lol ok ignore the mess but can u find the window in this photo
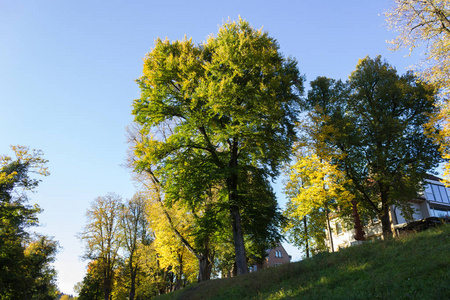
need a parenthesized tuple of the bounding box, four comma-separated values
(425, 184, 435, 201)
(438, 185, 450, 204)
(425, 183, 450, 204)
(432, 184, 443, 202)
(431, 207, 449, 218)
(275, 250, 283, 258)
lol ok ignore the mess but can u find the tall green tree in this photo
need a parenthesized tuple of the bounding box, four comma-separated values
(132, 18, 303, 274)
(128, 123, 283, 281)
(79, 193, 123, 300)
(0, 146, 58, 299)
(306, 56, 441, 239)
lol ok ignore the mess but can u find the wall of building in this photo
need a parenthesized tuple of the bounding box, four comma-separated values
(265, 244, 291, 267)
(254, 243, 291, 271)
(394, 202, 424, 225)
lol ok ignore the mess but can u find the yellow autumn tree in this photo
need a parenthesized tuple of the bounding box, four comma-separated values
(285, 151, 353, 217)
(144, 184, 198, 290)
(284, 145, 354, 255)
(386, 0, 450, 183)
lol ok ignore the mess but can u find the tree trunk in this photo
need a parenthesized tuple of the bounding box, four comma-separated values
(231, 262, 237, 277)
(303, 216, 310, 258)
(198, 254, 213, 282)
(103, 275, 111, 300)
(230, 205, 248, 275)
(103, 258, 112, 300)
(325, 203, 334, 252)
(175, 254, 183, 291)
(380, 203, 393, 240)
(129, 260, 136, 300)
(227, 142, 248, 276)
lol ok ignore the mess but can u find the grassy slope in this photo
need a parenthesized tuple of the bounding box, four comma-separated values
(157, 225, 450, 299)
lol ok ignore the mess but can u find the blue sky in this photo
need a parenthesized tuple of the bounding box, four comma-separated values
(0, 0, 425, 295)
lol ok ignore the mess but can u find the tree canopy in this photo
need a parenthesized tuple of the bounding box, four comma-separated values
(283, 148, 354, 256)
(79, 193, 123, 300)
(304, 56, 441, 239)
(386, 0, 450, 183)
(0, 146, 58, 299)
(132, 17, 303, 274)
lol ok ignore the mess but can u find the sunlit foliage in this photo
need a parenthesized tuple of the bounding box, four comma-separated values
(303, 57, 441, 239)
(79, 194, 123, 300)
(386, 0, 450, 183)
(132, 17, 303, 275)
(283, 149, 353, 256)
(0, 146, 58, 299)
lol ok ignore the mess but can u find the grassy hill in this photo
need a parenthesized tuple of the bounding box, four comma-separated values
(158, 225, 450, 299)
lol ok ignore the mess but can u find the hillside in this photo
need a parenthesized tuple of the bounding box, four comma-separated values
(158, 225, 450, 299)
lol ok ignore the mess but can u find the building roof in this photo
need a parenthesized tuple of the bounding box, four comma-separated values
(425, 174, 443, 182)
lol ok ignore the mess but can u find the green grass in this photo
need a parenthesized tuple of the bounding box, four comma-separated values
(157, 225, 450, 299)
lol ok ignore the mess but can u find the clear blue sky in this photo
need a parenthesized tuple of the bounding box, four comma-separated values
(1, 0, 424, 295)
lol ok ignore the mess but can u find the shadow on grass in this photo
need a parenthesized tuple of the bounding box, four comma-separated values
(159, 225, 450, 300)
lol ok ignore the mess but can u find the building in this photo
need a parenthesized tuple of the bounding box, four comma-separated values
(250, 243, 291, 272)
(327, 175, 450, 250)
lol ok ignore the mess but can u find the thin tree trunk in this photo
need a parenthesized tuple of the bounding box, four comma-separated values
(325, 203, 334, 252)
(303, 216, 310, 258)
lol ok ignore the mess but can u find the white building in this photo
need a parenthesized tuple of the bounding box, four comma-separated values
(327, 175, 450, 250)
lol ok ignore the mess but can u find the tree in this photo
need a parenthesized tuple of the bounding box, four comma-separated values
(24, 236, 59, 300)
(0, 146, 58, 299)
(132, 17, 303, 275)
(147, 195, 198, 290)
(75, 260, 103, 300)
(128, 122, 283, 281)
(386, 0, 450, 91)
(127, 124, 221, 284)
(283, 207, 326, 258)
(79, 193, 123, 300)
(142, 172, 213, 285)
(385, 0, 450, 183)
(283, 150, 353, 256)
(120, 193, 151, 300)
(305, 56, 441, 239)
